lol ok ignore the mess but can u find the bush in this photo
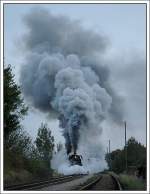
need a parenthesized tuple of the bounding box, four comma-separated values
(4, 170, 33, 186)
(4, 149, 33, 185)
(119, 174, 146, 190)
(4, 149, 53, 186)
(25, 158, 53, 178)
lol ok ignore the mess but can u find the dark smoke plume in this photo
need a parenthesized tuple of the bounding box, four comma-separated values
(20, 8, 123, 154)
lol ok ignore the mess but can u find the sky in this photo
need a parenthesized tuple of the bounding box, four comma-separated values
(4, 3, 146, 151)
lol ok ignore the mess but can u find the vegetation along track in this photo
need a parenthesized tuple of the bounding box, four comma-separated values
(4, 174, 86, 191)
(79, 173, 122, 191)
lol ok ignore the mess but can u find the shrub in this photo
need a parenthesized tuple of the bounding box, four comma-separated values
(119, 174, 146, 190)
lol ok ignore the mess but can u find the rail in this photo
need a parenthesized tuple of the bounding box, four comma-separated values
(79, 173, 122, 190)
(79, 175, 102, 190)
(4, 174, 85, 191)
(109, 173, 122, 190)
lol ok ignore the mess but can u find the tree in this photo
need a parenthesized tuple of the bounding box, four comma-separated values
(127, 137, 146, 167)
(4, 65, 28, 142)
(35, 123, 55, 168)
(105, 149, 126, 173)
(105, 137, 146, 173)
(8, 129, 32, 156)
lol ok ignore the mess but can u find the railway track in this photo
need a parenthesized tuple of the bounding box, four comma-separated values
(4, 173, 122, 191)
(109, 173, 122, 190)
(79, 174, 103, 190)
(4, 174, 85, 191)
(79, 173, 122, 191)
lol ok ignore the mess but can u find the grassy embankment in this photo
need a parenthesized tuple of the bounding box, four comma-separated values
(108, 171, 146, 191)
(4, 149, 57, 186)
(119, 174, 146, 191)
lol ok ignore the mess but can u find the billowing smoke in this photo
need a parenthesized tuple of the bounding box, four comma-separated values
(20, 8, 123, 173)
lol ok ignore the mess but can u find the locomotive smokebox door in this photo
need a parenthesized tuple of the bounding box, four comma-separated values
(68, 154, 83, 166)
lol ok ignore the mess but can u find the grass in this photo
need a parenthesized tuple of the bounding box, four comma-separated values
(119, 174, 146, 191)
(4, 149, 33, 186)
(4, 149, 54, 186)
(4, 169, 33, 186)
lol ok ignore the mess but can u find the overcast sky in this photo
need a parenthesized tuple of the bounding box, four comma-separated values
(4, 3, 146, 150)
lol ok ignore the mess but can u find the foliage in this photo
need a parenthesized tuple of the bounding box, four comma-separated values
(4, 65, 56, 185)
(127, 137, 146, 167)
(105, 137, 146, 173)
(4, 149, 33, 185)
(105, 149, 125, 173)
(119, 174, 146, 190)
(4, 65, 28, 141)
(35, 123, 55, 168)
(7, 129, 32, 156)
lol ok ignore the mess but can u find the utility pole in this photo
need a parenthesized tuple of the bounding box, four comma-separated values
(107, 147, 108, 155)
(108, 139, 111, 170)
(124, 121, 128, 172)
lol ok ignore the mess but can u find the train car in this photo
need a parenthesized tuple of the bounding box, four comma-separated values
(68, 153, 83, 166)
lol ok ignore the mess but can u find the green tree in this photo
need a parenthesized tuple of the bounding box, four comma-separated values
(105, 149, 125, 173)
(105, 137, 146, 173)
(127, 137, 146, 167)
(35, 123, 55, 168)
(8, 129, 32, 156)
(4, 65, 28, 142)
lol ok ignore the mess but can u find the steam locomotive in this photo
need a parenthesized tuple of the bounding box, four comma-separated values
(68, 153, 83, 166)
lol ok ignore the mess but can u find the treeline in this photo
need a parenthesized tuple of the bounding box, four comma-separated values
(105, 137, 146, 175)
(4, 65, 62, 185)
